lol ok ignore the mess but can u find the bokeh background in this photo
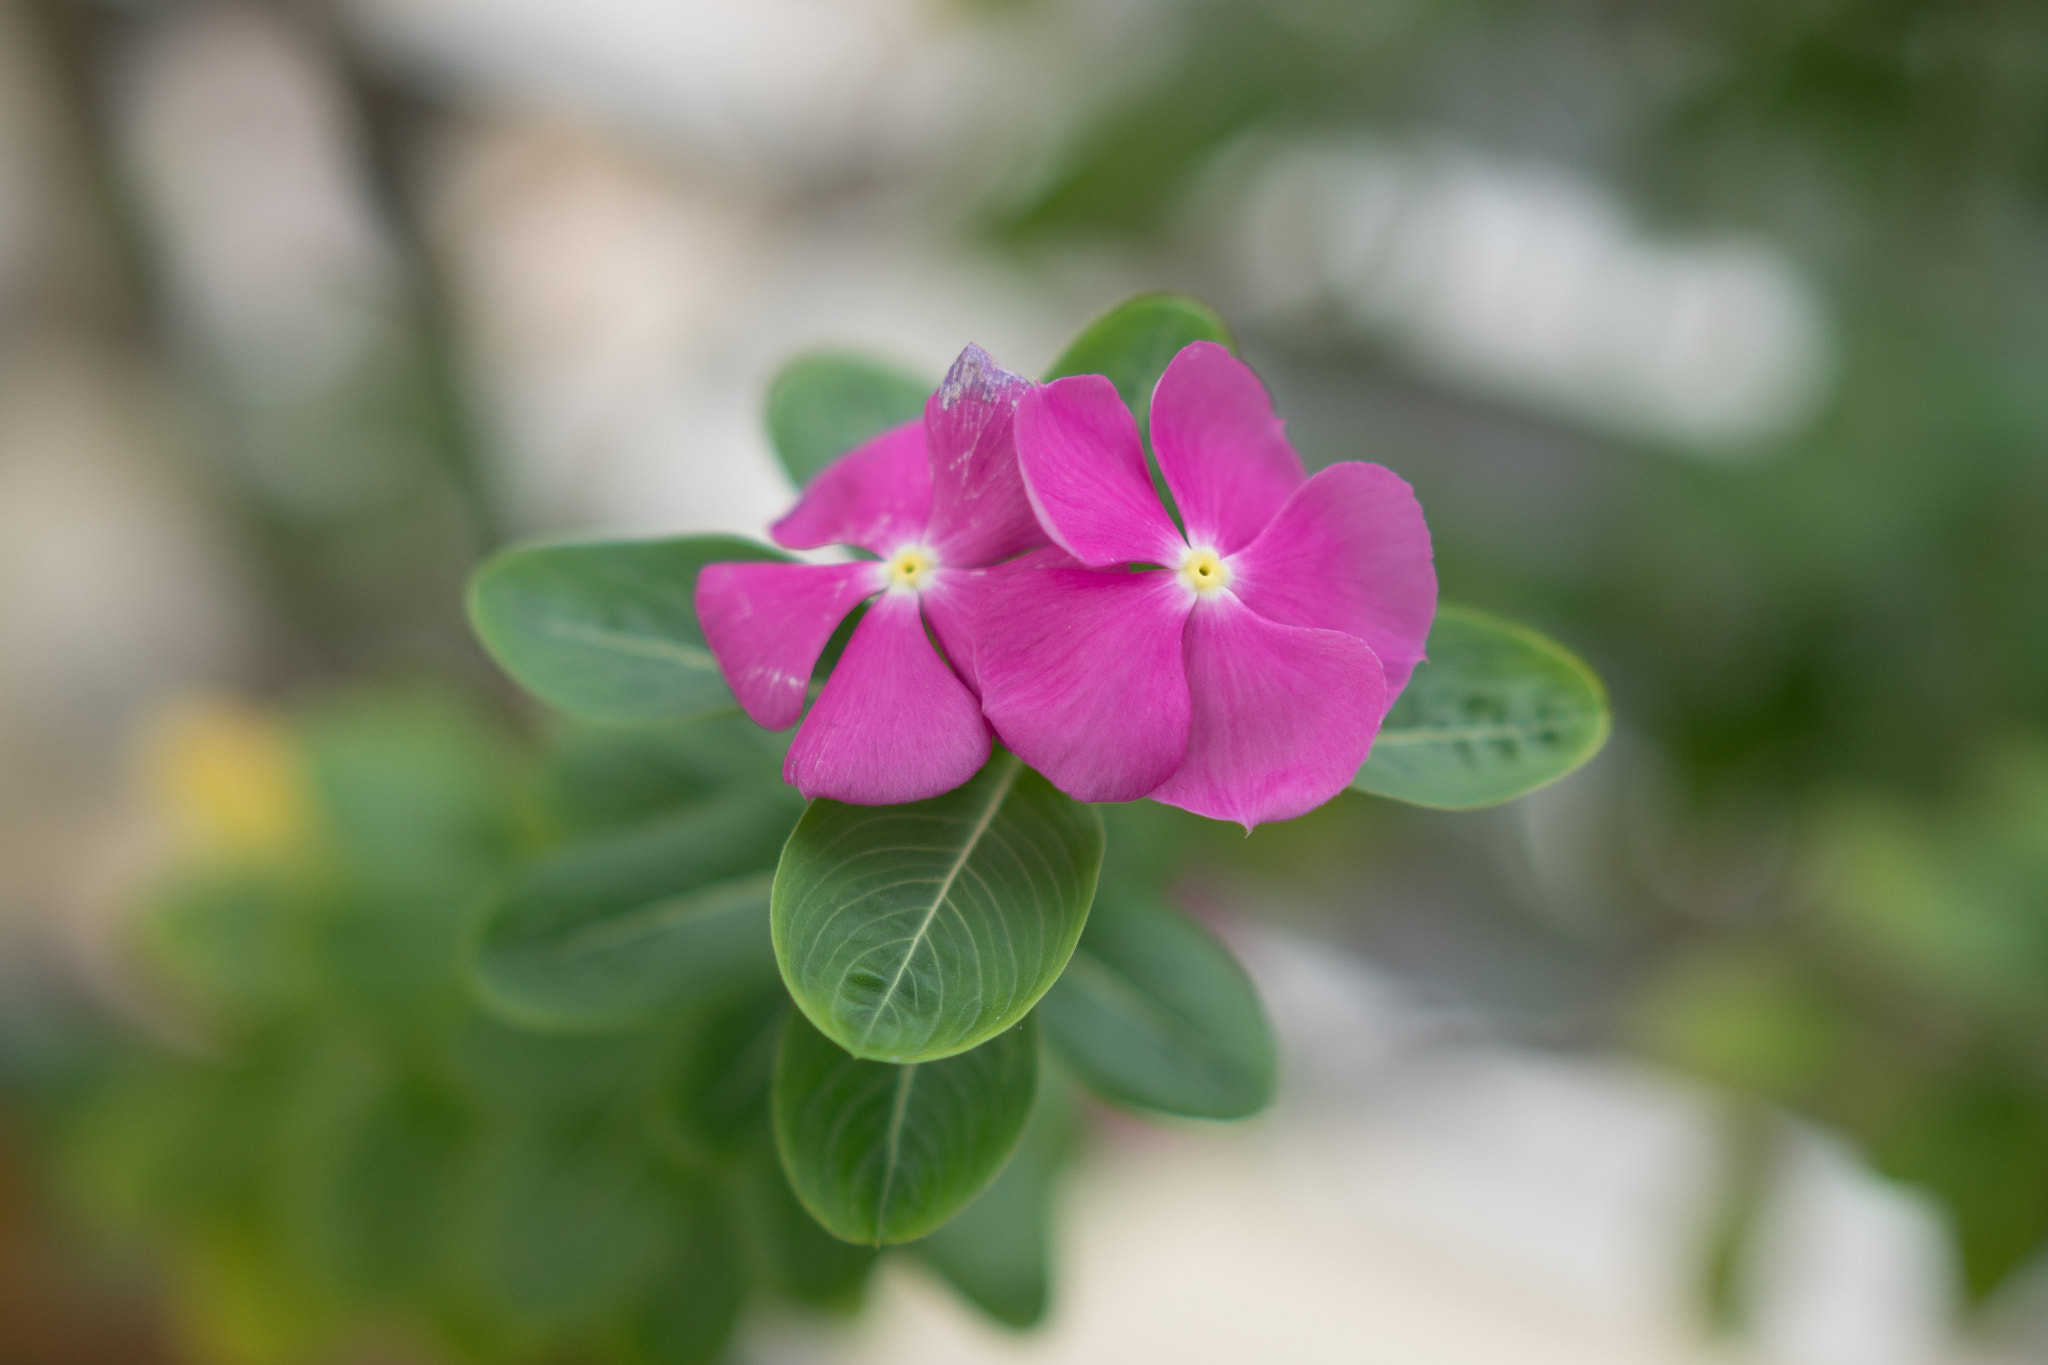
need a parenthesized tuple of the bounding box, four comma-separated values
(4, 1, 2048, 1362)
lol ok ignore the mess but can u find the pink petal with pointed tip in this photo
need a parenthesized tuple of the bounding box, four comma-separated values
(770, 420, 931, 555)
(975, 565, 1193, 803)
(784, 591, 990, 804)
(696, 560, 882, 730)
(923, 345, 1043, 567)
(1150, 342, 1306, 554)
(1015, 375, 1184, 569)
(1228, 462, 1437, 704)
(1149, 593, 1385, 829)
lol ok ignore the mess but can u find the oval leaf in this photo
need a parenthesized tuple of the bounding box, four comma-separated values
(773, 1011, 1039, 1245)
(1039, 894, 1275, 1119)
(1352, 604, 1610, 810)
(471, 797, 795, 1030)
(766, 351, 933, 488)
(468, 535, 788, 724)
(773, 752, 1103, 1063)
(1044, 293, 1234, 432)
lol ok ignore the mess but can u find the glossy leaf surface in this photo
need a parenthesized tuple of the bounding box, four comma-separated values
(468, 535, 788, 724)
(766, 351, 933, 488)
(773, 1012, 1039, 1245)
(1352, 604, 1610, 809)
(773, 752, 1102, 1062)
(1040, 894, 1275, 1118)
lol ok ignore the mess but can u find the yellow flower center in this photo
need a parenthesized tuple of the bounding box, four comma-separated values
(1178, 546, 1230, 596)
(884, 545, 937, 592)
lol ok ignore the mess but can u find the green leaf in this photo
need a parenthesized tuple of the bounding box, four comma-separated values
(1351, 604, 1610, 810)
(1039, 894, 1275, 1119)
(773, 752, 1102, 1063)
(468, 535, 789, 725)
(1044, 294, 1234, 434)
(470, 798, 795, 1031)
(766, 351, 933, 488)
(912, 1079, 1075, 1328)
(773, 1012, 1040, 1245)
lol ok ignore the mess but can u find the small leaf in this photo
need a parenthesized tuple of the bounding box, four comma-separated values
(1044, 294, 1234, 434)
(468, 535, 789, 725)
(1352, 604, 1610, 810)
(1039, 894, 1275, 1119)
(773, 752, 1102, 1063)
(766, 351, 933, 488)
(471, 798, 795, 1031)
(912, 1078, 1075, 1328)
(774, 1012, 1039, 1245)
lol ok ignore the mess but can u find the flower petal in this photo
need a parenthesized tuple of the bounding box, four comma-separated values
(975, 565, 1193, 803)
(923, 344, 1043, 566)
(784, 592, 990, 804)
(1150, 342, 1306, 555)
(1149, 593, 1386, 829)
(770, 420, 931, 555)
(1015, 374, 1185, 568)
(696, 561, 882, 729)
(1228, 462, 1437, 704)
(919, 547, 1082, 697)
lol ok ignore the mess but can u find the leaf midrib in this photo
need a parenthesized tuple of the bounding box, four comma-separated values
(541, 618, 714, 669)
(854, 754, 1023, 1049)
(1375, 718, 1588, 746)
(872, 1062, 919, 1242)
(549, 871, 773, 958)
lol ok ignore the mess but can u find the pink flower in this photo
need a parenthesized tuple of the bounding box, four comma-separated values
(973, 342, 1436, 828)
(696, 345, 1043, 804)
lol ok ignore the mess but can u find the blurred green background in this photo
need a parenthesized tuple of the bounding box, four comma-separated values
(2, 1, 2046, 1362)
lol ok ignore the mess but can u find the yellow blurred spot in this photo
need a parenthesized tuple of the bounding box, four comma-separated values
(144, 698, 310, 862)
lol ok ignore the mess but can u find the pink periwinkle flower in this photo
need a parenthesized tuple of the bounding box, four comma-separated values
(696, 345, 1042, 805)
(972, 341, 1437, 828)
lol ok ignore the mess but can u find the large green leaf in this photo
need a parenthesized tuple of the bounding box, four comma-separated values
(1039, 894, 1275, 1119)
(1044, 294, 1234, 434)
(772, 752, 1102, 1063)
(468, 535, 788, 725)
(912, 1078, 1074, 1328)
(773, 1011, 1039, 1245)
(1351, 604, 1610, 810)
(766, 351, 933, 488)
(470, 797, 794, 1031)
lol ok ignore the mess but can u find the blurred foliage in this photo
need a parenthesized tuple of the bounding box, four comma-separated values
(5, 0, 2048, 1345)
(1634, 745, 2048, 1297)
(1005, 0, 2048, 1311)
(51, 693, 1050, 1363)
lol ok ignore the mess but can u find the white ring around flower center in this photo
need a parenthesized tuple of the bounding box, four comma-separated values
(1178, 545, 1230, 596)
(883, 544, 939, 593)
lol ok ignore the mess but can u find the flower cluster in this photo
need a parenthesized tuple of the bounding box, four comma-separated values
(697, 341, 1436, 828)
